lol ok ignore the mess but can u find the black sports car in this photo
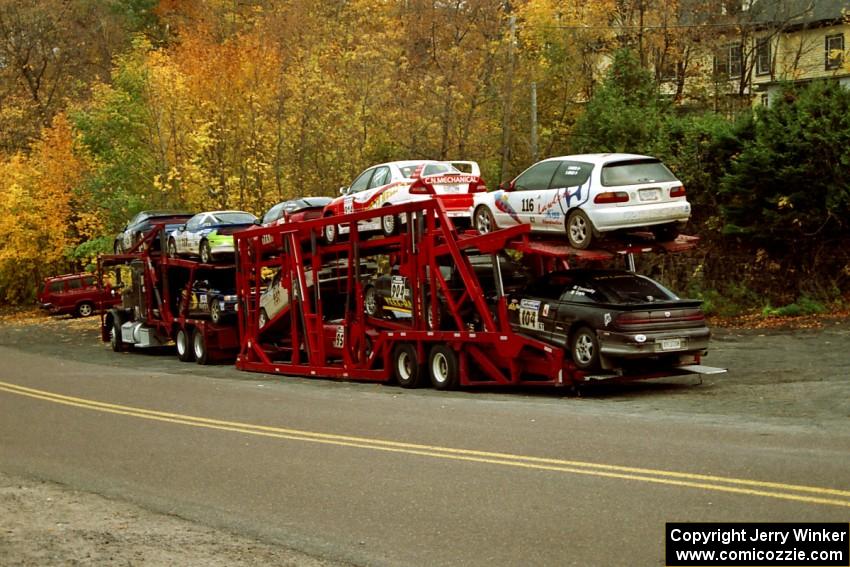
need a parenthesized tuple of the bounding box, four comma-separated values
(506, 270, 710, 372)
(364, 253, 528, 329)
(114, 210, 194, 253)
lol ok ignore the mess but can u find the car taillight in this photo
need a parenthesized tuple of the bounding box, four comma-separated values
(468, 180, 487, 193)
(409, 180, 433, 195)
(670, 185, 686, 198)
(593, 191, 629, 204)
(615, 313, 654, 325)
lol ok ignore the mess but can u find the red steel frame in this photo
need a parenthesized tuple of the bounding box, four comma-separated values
(234, 200, 581, 386)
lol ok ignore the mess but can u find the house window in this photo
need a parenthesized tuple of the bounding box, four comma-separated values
(825, 33, 844, 70)
(756, 38, 771, 76)
(715, 44, 743, 78)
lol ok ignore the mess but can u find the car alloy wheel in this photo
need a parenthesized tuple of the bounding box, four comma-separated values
(381, 211, 397, 236)
(364, 287, 378, 317)
(473, 206, 494, 234)
(200, 240, 212, 263)
(324, 222, 336, 245)
(570, 326, 600, 371)
(566, 209, 593, 250)
(77, 302, 94, 318)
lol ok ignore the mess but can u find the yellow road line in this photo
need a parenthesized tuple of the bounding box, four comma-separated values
(1, 380, 849, 508)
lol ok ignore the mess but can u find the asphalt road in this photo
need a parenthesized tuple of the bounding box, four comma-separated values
(1, 317, 849, 566)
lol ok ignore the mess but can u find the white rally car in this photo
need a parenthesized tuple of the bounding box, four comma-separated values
(321, 160, 485, 243)
(472, 154, 691, 249)
(166, 210, 257, 263)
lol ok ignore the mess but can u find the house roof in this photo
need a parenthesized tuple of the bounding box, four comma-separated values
(749, 0, 849, 26)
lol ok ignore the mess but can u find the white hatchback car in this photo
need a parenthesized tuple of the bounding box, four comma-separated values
(322, 160, 485, 243)
(472, 154, 691, 249)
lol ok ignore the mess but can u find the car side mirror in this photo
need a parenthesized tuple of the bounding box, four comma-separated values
(339, 186, 348, 195)
(179, 224, 187, 231)
(253, 219, 262, 226)
(498, 181, 514, 192)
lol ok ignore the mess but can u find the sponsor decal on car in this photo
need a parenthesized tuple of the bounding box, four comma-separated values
(493, 191, 521, 224)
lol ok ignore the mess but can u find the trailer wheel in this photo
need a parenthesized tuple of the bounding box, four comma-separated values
(566, 209, 594, 250)
(76, 302, 94, 318)
(199, 240, 212, 264)
(473, 205, 495, 234)
(193, 329, 210, 365)
(176, 327, 194, 362)
(570, 326, 600, 371)
(393, 344, 424, 388)
(428, 345, 459, 390)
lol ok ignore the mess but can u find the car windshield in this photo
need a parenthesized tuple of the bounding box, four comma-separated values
(212, 212, 257, 224)
(588, 273, 678, 303)
(262, 204, 285, 224)
(600, 159, 677, 187)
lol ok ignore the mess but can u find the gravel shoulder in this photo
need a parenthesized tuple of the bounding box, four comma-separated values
(1, 310, 849, 565)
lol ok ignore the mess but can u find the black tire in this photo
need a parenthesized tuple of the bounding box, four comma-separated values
(322, 214, 338, 245)
(473, 205, 496, 234)
(76, 302, 95, 318)
(364, 286, 379, 317)
(381, 207, 399, 237)
(652, 223, 680, 243)
(566, 209, 594, 250)
(392, 344, 424, 388)
(570, 326, 600, 371)
(109, 316, 123, 352)
(428, 345, 459, 390)
(193, 329, 210, 365)
(199, 240, 212, 264)
(167, 238, 178, 258)
(176, 327, 194, 362)
(258, 308, 269, 329)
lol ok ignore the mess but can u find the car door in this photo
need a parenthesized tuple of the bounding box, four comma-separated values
(501, 160, 561, 228)
(545, 160, 594, 233)
(536, 160, 593, 233)
(342, 168, 376, 215)
(178, 214, 202, 253)
(508, 275, 563, 342)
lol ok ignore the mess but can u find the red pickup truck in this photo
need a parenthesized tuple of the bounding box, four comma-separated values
(37, 273, 121, 317)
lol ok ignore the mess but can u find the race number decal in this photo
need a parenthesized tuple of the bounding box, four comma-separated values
(390, 276, 407, 301)
(519, 299, 542, 330)
(344, 197, 354, 214)
(333, 326, 344, 349)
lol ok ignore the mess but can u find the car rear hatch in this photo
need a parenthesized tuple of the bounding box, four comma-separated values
(598, 158, 685, 207)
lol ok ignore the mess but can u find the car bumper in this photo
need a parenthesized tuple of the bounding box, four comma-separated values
(588, 202, 691, 232)
(597, 326, 710, 358)
(39, 303, 54, 311)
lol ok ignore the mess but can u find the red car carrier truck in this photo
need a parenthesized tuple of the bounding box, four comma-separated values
(100, 200, 724, 390)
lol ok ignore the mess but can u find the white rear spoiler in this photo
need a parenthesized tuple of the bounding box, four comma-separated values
(446, 161, 481, 177)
